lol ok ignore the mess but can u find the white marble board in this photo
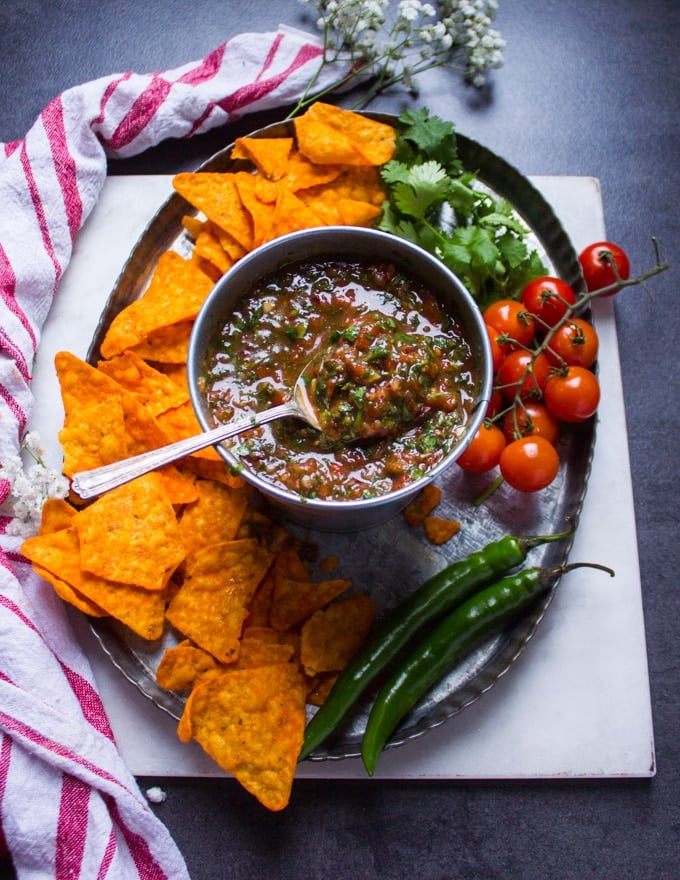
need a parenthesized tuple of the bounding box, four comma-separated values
(29, 175, 655, 780)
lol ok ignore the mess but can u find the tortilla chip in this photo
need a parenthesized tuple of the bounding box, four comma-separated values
(270, 189, 326, 238)
(97, 350, 189, 417)
(194, 226, 233, 274)
(178, 478, 251, 555)
(165, 538, 275, 663)
(100, 251, 214, 359)
(32, 562, 107, 617)
(337, 198, 382, 227)
(235, 636, 295, 669)
(59, 396, 127, 477)
(300, 594, 376, 676)
(402, 484, 442, 527)
(269, 575, 350, 632)
(306, 672, 338, 707)
(155, 400, 222, 462)
(39, 498, 76, 535)
(294, 102, 396, 166)
(22, 527, 165, 639)
(279, 149, 342, 192)
(129, 321, 193, 364)
(233, 172, 275, 246)
(156, 640, 221, 690)
(173, 173, 254, 251)
(74, 473, 186, 591)
(423, 516, 461, 545)
(232, 137, 294, 179)
(181, 214, 205, 238)
(179, 664, 306, 811)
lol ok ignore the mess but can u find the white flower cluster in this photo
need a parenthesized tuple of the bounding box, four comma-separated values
(297, 0, 504, 104)
(0, 431, 69, 538)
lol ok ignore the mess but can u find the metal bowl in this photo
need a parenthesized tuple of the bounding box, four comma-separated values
(187, 226, 493, 531)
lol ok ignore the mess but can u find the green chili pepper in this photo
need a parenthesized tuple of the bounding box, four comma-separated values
(361, 562, 614, 775)
(299, 527, 573, 760)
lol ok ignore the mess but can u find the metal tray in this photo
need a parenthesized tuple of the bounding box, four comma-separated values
(86, 113, 593, 762)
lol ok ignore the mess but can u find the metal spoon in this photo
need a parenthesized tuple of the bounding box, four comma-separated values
(70, 362, 323, 500)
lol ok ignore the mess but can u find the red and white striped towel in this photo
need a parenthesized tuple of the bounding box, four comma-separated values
(0, 27, 351, 879)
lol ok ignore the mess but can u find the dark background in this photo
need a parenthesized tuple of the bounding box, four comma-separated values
(1, 2, 678, 878)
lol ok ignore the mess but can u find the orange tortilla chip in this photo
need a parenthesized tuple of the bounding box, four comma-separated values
(22, 527, 165, 639)
(178, 664, 306, 811)
(32, 563, 107, 617)
(279, 149, 342, 192)
(156, 640, 221, 690)
(39, 498, 76, 535)
(58, 396, 127, 477)
(129, 321, 193, 364)
(306, 672, 338, 707)
(269, 575, 350, 632)
(55, 351, 124, 416)
(271, 189, 325, 238)
(100, 251, 214, 359)
(178, 478, 251, 555)
(235, 636, 295, 669)
(423, 516, 461, 545)
(403, 484, 443, 527)
(173, 173, 254, 251)
(74, 473, 186, 591)
(97, 350, 189, 417)
(337, 198, 382, 227)
(300, 594, 376, 676)
(193, 226, 233, 275)
(166, 539, 276, 662)
(232, 137, 294, 179)
(233, 172, 275, 246)
(295, 102, 396, 166)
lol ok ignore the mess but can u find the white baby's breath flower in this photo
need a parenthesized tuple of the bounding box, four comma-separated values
(294, 0, 504, 114)
(0, 431, 68, 538)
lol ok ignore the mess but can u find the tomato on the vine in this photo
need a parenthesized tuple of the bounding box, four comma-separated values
(496, 350, 551, 400)
(483, 299, 535, 347)
(546, 318, 599, 368)
(520, 276, 577, 328)
(485, 388, 505, 419)
(486, 323, 507, 372)
(500, 436, 560, 493)
(578, 241, 630, 295)
(544, 366, 601, 422)
(456, 422, 506, 473)
(502, 401, 560, 445)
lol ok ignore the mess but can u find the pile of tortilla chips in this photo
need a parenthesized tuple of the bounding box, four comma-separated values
(23, 102, 393, 811)
(175, 101, 395, 279)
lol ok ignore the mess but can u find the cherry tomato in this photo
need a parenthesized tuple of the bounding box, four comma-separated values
(544, 366, 601, 422)
(500, 436, 560, 492)
(457, 422, 507, 473)
(482, 299, 535, 347)
(546, 318, 599, 368)
(485, 388, 505, 419)
(520, 276, 577, 328)
(578, 241, 630, 295)
(502, 401, 560, 445)
(496, 350, 551, 401)
(486, 324, 507, 372)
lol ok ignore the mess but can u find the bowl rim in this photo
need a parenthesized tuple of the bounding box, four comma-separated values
(187, 225, 493, 513)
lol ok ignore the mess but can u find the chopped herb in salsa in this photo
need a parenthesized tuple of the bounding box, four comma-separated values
(201, 259, 479, 501)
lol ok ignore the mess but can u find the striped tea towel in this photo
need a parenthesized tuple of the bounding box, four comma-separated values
(0, 26, 350, 879)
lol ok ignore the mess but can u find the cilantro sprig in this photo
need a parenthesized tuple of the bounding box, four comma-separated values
(378, 108, 547, 309)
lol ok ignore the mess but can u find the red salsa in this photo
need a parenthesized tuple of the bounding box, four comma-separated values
(200, 259, 479, 501)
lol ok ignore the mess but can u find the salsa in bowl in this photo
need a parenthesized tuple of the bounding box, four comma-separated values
(188, 227, 492, 530)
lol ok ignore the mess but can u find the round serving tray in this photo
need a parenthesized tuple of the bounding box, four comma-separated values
(86, 113, 593, 762)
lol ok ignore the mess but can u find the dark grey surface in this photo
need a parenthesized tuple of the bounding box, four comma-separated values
(1, 1, 678, 878)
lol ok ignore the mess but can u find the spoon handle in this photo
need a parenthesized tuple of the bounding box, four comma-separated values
(71, 401, 299, 499)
